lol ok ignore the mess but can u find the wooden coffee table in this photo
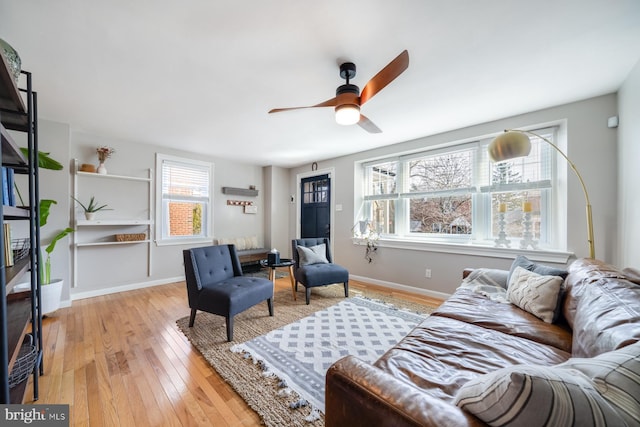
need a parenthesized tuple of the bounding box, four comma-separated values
(260, 258, 297, 301)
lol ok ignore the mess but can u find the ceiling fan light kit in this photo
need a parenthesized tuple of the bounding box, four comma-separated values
(335, 104, 360, 125)
(269, 50, 409, 133)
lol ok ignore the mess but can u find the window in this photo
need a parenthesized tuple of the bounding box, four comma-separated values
(359, 127, 559, 249)
(156, 154, 213, 245)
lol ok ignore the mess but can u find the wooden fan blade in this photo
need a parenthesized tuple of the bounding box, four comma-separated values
(359, 50, 409, 106)
(358, 114, 382, 134)
(268, 97, 338, 114)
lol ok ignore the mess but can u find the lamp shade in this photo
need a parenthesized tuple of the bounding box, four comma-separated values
(335, 104, 360, 125)
(488, 131, 532, 162)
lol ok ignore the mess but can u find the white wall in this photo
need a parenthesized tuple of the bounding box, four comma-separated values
(618, 59, 640, 267)
(288, 94, 619, 296)
(263, 166, 290, 256)
(33, 126, 265, 303)
(35, 88, 635, 304)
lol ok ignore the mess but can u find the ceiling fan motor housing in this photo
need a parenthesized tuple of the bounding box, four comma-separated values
(336, 83, 359, 97)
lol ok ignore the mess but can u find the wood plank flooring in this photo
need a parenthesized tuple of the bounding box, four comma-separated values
(23, 277, 442, 426)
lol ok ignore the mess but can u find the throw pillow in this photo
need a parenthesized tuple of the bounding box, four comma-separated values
(454, 342, 640, 427)
(507, 255, 568, 284)
(507, 266, 563, 323)
(297, 244, 329, 266)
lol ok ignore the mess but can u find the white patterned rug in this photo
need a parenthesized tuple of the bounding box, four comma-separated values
(231, 296, 426, 416)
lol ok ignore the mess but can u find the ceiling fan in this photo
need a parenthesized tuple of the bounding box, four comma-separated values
(268, 50, 409, 133)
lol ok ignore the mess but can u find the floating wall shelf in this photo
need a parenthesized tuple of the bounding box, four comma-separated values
(222, 187, 259, 197)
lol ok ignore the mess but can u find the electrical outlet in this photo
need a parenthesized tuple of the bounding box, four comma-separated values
(425, 268, 432, 278)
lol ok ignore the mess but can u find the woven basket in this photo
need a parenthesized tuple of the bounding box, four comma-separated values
(115, 233, 146, 242)
(9, 334, 37, 388)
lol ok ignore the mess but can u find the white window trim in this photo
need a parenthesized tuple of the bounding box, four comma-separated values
(354, 123, 571, 257)
(155, 153, 214, 246)
(351, 236, 573, 264)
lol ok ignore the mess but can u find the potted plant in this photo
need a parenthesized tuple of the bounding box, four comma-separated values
(14, 150, 74, 314)
(38, 224, 74, 314)
(71, 195, 111, 220)
(351, 220, 380, 263)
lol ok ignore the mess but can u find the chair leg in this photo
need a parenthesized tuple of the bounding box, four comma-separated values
(188, 309, 197, 327)
(305, 288, 311, 305)
(267, 298, 274, 316)
(344, 281, 349, 297)
(226, 316, 234, 342)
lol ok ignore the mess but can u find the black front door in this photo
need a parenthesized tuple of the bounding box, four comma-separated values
(300, 174, 330, 239)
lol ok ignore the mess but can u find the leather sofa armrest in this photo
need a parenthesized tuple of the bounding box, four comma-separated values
(326, 356, 484, 427)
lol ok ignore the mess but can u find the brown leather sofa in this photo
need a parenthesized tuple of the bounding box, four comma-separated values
(325, 258, 640, 426)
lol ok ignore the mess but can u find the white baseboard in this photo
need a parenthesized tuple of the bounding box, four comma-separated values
(70, 276, 185, 301)
(349, 274, 451, 301)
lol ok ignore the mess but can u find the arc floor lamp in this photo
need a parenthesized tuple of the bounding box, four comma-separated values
(487, 129, 595, 259)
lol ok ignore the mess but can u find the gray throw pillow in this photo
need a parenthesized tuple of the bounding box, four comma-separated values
(508, 255, 568, 283)
(297, 244, 329, 266)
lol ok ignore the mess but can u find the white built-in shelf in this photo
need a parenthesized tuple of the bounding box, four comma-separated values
(76, 171, 151, 182)
(72, 160, 154, 287)
(76, 240, 151, 248)
(75, 219, 153, 227)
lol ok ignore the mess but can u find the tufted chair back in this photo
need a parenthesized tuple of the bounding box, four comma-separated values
(291, 237, 333, 271)
(291, 237, 349, 304)
(183, 244, 243, 304)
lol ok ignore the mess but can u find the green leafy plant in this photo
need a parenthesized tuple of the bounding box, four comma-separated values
(14, 150, 63, 206)
(18, 150, 74, 285)
(71, 196, 111, 212)
(43, 227, 74, 285)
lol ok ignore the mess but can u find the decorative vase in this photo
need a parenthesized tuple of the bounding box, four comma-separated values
(0, 38, 21, 84)
(84, 211, 95, 220)
(97, 162, 107, 175)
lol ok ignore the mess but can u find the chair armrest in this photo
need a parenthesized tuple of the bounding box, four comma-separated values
(325, 356, 484, 427)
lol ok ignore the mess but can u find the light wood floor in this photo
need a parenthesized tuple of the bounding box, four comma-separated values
(24, 277, 442, 426)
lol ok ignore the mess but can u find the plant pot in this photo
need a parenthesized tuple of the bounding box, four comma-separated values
(14, 278, 63, 315)
(41, 279, 63, 315)
(85, 211, 95, 220)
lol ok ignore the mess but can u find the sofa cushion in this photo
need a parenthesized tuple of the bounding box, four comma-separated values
(506, 266, 564, 323)
(434, 288, 572, 353)
(296, 243, 329, 266)
(374, 315, 570, 403)
(572, 277, 640, 358)
(454, 341, 640, 426)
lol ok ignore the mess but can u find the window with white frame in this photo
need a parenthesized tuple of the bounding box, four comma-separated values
(359, 127, 558, 248)
(156, 154, 213, 245)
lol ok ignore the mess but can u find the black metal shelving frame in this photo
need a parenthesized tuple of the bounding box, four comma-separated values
(0, 52, 42, 404)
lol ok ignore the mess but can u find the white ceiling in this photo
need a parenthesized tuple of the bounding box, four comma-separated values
(2, 1, 639, 168)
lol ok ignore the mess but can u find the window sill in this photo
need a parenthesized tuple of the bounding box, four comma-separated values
(155, 237, 213, 247)
(351, 237, 573, 264)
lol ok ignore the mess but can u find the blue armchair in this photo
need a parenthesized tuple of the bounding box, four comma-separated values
(291, 238, 349, 305)
(183, 244, 274, 341)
